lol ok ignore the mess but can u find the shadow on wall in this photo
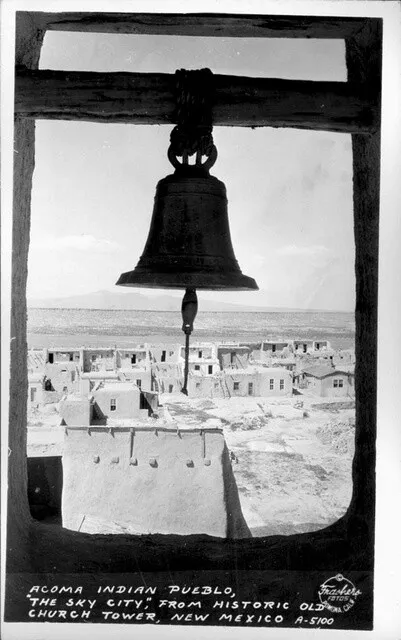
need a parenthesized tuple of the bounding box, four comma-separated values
(27, 456, 62, 524)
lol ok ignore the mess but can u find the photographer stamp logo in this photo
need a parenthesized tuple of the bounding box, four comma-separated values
(318, 574, 362, 613)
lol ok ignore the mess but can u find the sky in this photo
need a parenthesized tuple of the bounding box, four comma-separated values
(27, 32, 354, 311)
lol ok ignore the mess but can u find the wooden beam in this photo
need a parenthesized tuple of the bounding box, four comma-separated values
(25, 11, 367, 39)
(345, 20, 382, 565)
(9, 12, 46, 569)
(15, 68, 378, 133)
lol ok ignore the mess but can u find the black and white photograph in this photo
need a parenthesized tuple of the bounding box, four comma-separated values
(1, 1, 400, 638)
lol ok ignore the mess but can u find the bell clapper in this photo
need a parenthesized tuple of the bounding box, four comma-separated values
(181, 288, 198, 395)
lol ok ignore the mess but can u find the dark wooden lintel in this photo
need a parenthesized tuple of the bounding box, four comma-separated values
(15, 68, 378, 133)
(345, 19, 382, 560)
(24, 11, 368, 39)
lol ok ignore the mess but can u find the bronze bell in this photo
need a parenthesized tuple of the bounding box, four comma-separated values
(116, 148, 258, 291)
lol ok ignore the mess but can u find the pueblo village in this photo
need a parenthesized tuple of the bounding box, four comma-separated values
(27, 338, 355, 538)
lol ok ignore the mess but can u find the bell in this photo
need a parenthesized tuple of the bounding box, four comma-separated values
(116, 156, 258, 291)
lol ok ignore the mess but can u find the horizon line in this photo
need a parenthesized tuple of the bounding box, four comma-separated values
(27, 305, 354, 314)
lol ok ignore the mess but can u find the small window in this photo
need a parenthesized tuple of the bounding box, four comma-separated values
(233, 382, 239, 391)
(248, 382, 253, 395)
(71, 371, 75, 382)
(269, 379, 274, 390)
(230, 352, 235, 364)
(131, 354, 137, 364)
(333, 379, 343, 388)
(303, 344, 307, 353)
(161, 350, 166, 362)
(48, 353, 54, 364)
(198, 350, 202, 358)
(208, 365, 213, 374)
(136, 379, 142, 388)
(91, 355, 96, 362)
(194, 365, 200, 371)
(272, 344, 276, 353)
(280, 379, 284, 390)
(69, 353, 74, 361)
(30, 388, 36, 402)
(168, 384, 173, 393)
(110, 399, 116, 411)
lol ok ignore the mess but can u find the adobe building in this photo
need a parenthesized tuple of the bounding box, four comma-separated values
(150, 344, 182, 363)
(185, 356, 220, 377)
(60, 382, 249, 538)
(180, 342, 217, 361)
(80, 370, 120, 393)
(115, 345, 150, 368)
(313, 340, 331, 351)
(333, 348, 356, 367)
(62, 425, 251, 538)
(243, 342, 262, 361)
(293, 340, 315, 354)
(217, 344, 251, 369)
(92, 381, 156, 421)
(300, 365, 355, 397)
(223, 366, 293, 397)
(260, 340, 292, 357)
(250, 341, 296, 371)
(28, 372, 45, 407)
(27, 348, 46, 372)
(117, 366, 152, 391)
(151, 354, 184, 394)
(60, 380, 158, 426)
(82, 347, 116, 373)
(45, 347, 82, 366)
(187, 372, 226, 398)
(44, 360, 80, 395)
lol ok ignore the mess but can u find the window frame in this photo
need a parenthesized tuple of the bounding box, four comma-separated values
(6, 7, 384, 581)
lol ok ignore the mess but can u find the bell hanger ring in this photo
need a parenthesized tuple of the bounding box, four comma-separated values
(167, 144, 218, 172)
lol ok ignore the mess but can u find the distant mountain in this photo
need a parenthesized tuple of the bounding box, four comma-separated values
(27, 289, 337, 313)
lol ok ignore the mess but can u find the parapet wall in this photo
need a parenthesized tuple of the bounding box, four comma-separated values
(62, 427, 251, 538)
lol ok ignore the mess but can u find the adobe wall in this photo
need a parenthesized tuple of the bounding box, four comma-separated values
(258, 370, 293, 396)
(224, 370, 293, 397)
(62, 428, 251, 538)
(60, 398, 91, 426)
(218, 348, 250, 369)
(93, 387, 141, 420)
(151, 345, 181, 363)
(321, 374, 354, 398)
(118, 368, 152, 390)
(116, 349, 148, 368)
(44, 362, 80, 393)
(188, 376, 225, 398)
(83, 349, 115, 372)
(189, 361, 218, 375)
